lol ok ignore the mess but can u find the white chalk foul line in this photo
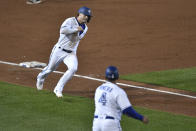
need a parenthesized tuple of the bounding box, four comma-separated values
(0, 60, 196, 99)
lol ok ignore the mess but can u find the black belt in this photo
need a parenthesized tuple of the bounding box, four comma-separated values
(94, 115, 114, 120)
(58, 47, 72, 53)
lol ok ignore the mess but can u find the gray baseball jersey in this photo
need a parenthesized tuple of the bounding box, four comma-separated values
(37, 17, 88, 94)
(56, 17, 88, 52)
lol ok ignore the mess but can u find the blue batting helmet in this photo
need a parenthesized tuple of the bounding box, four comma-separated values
(105, 66, 119, 81)
(78, 6, 92, 16)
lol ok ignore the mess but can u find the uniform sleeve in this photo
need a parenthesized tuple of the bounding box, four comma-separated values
(60, 18, 79, 35)
(116, 89, 132, 111)
(122, 106, 143, 121)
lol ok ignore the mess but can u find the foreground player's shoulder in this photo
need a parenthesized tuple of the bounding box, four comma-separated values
(115, 85, 132, 108)
(115, 85, 127, 96)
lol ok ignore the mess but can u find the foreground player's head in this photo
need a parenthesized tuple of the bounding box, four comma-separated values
(105, 66, 119, 82)
(77, 6, 92, 23)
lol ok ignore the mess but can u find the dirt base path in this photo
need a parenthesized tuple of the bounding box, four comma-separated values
(0, 64, 195, 117)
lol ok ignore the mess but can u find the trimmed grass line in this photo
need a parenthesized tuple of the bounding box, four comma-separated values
(120, 67, 196, 92)
(0, 60, 195, 99)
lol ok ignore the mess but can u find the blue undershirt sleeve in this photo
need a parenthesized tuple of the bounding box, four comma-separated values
(122, 106, 143, 121)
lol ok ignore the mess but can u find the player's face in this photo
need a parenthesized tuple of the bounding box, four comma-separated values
(78, 13, 89, 24)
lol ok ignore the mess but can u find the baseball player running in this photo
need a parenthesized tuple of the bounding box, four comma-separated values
(36, 6, 92, 97)
(93, 66, 149, 131)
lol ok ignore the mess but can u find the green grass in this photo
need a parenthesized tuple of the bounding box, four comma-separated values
(0, 82, 94, 131)
(120, 67, 196, 92)
(0, 82, 195, 131)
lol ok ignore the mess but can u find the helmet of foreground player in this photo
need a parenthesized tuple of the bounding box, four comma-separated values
(78, 6, 92, 16)
(105, 66, 119, 81)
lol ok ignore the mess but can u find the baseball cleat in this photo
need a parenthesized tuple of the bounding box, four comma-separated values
(36, 79, 44, 90)
(53, 90, 63, 98)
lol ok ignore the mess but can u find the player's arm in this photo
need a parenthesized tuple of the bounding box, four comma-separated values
(60, 19, 83, 35)
(117, 90, 149, 124)
(60, 25, 82, 35)
(122, 106, 149, 124)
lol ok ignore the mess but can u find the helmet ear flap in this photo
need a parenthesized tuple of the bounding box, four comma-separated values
(87, 16, 91, 23)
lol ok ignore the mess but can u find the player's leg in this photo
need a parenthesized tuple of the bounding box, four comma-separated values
(102, 119, 122, 131)
(54, 53, 78, 96)
(36, 46, 65, 90)
(92, 119, 102, 131)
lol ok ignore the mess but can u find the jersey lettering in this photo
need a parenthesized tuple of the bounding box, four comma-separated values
(98, 92, 107, 106)
(99, 86, 113, 93)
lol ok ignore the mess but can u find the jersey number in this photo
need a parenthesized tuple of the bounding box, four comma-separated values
(98, 92, 107, 106)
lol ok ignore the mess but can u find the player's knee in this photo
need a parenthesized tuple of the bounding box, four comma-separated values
(72, 68, 77, 73)
(69, 67, 77, 73)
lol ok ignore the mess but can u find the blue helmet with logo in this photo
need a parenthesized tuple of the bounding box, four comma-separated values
(105, 66, 119, 81)
(78, 6, 92, 16)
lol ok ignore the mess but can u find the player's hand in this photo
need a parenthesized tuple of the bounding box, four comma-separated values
(77, 26, 83, 32)
(142, 116, 149, 124)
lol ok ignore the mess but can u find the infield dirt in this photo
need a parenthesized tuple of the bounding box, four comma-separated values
(0, 0, 196, 117)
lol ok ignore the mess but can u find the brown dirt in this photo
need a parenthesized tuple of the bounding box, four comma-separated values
(0, 0, 196, 117)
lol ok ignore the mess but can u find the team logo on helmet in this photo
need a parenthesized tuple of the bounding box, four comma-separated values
(105, 66, 119, 81)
